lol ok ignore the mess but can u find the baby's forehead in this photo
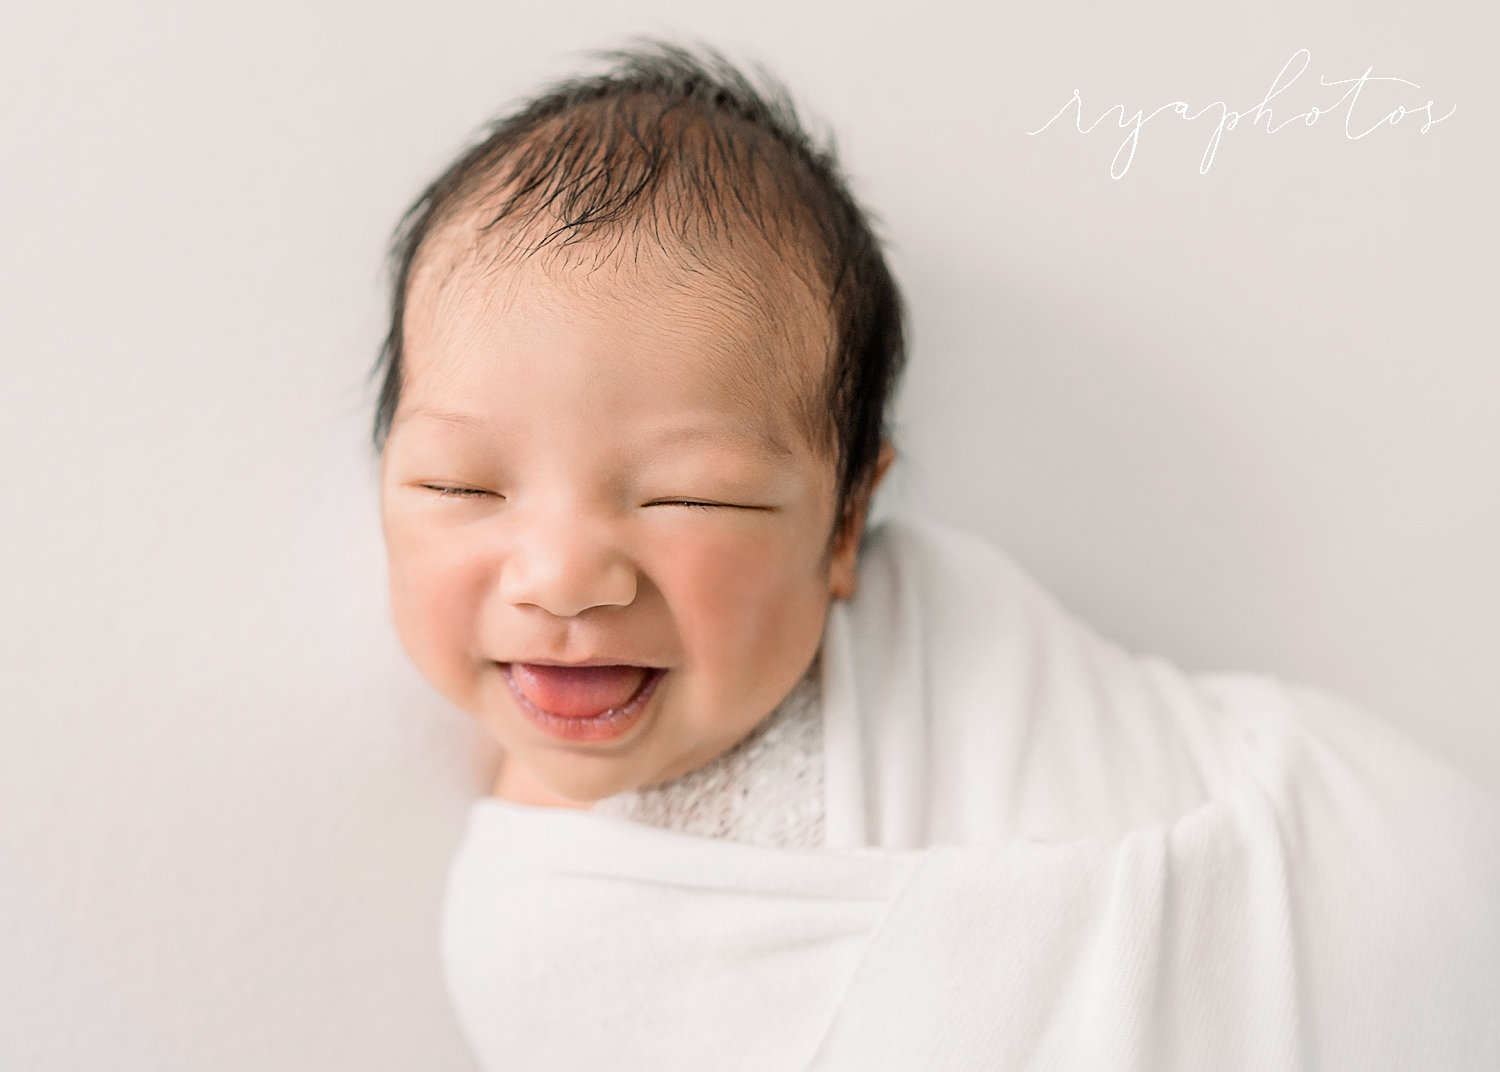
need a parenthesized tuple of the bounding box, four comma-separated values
(405, 225, 835, 443)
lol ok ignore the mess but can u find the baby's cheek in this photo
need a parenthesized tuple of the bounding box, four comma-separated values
(669, 532, 828, 665)
(386, 534, 487, 693)
(669, 534, 778, 612)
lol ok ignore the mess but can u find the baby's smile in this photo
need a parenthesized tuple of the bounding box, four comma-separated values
(499, 662, 666, 743)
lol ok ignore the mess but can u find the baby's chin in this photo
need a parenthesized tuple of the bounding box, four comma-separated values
(492, 748, 673, 809)
(493, 734, 748, 808)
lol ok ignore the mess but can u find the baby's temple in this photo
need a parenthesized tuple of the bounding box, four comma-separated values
(371, 42, 1500, 1072)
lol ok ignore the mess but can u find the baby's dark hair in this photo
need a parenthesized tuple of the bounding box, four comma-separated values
(370, 40, 907, 532)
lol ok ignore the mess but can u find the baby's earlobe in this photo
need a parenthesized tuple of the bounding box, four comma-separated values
(829, 560, 859, 601)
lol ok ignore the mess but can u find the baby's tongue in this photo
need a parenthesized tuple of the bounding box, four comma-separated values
(511, 663, 648, 718)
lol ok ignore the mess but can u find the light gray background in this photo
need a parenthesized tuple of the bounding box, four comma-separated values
(3, 1, 1495, 1068)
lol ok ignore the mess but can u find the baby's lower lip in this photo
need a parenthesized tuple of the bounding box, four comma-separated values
(500, 663, 664, 744)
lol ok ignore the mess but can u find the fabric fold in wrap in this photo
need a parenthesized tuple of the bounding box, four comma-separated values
(443, 517, 1500, 1071)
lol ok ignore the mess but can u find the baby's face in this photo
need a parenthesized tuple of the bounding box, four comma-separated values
(381, 249, 855, 806)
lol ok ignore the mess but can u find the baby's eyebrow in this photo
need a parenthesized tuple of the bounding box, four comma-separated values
(391, 407, 797, 463)
(391, 406, 483, 431)
(650, 423, 796, 462)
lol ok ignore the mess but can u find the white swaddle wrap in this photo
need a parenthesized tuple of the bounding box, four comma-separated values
(442, 518, 1500, 1071)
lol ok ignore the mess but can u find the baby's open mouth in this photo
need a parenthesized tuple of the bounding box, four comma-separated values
(505, 663, 661, 720)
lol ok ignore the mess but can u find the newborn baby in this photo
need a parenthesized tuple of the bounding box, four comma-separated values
(373, 41, 1500, 1072)
(376, 44, 897, 826)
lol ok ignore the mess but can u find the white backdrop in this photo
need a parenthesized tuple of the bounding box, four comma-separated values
(3, 1, 1495, 1068)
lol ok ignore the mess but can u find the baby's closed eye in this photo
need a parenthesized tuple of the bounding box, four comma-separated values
(645, 499, 772, 511)
(419, 484, 498, 499)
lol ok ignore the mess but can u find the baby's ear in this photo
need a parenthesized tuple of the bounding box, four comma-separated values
(828, 441, 896, 601)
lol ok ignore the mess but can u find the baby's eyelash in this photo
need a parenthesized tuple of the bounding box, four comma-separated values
(421, 484, 493, 499)
(650, 499, 778, 512)
(650, 499, 727, 511)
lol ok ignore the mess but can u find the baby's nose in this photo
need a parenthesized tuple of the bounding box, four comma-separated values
(497, 513, 638, 618)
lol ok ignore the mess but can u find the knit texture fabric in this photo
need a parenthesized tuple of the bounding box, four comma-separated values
(589, 659, 825, 848)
